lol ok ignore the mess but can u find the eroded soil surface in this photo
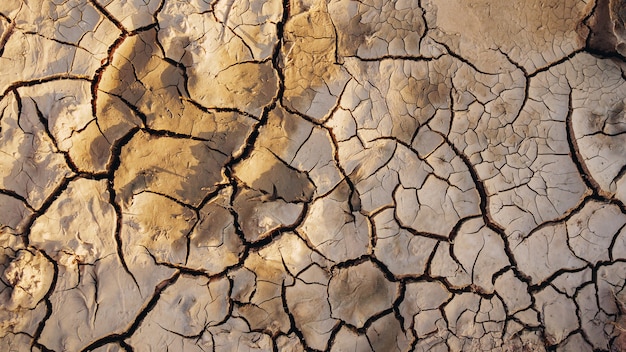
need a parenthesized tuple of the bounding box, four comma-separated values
(1, 0, 626, 351)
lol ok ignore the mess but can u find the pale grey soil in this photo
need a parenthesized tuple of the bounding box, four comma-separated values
(1, 0, 626, 351)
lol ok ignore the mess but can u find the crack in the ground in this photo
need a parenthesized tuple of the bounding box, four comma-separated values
(1, 0, 626, 351)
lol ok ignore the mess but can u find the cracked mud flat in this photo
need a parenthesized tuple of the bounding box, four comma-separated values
(1, 0, 626, 351)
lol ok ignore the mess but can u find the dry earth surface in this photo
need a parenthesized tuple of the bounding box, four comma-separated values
(1, 0, 626, 351)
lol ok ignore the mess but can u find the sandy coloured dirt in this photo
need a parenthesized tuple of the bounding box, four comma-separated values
(1, 0, 626, 351)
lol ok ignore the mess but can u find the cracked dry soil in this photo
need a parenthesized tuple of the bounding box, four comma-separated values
(1, 0, 626, 351)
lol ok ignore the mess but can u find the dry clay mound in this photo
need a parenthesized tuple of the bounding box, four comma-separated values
(1, 0, 626, 351)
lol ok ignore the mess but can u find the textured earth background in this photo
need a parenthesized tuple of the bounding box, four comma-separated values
(1, 0, 626, 351)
